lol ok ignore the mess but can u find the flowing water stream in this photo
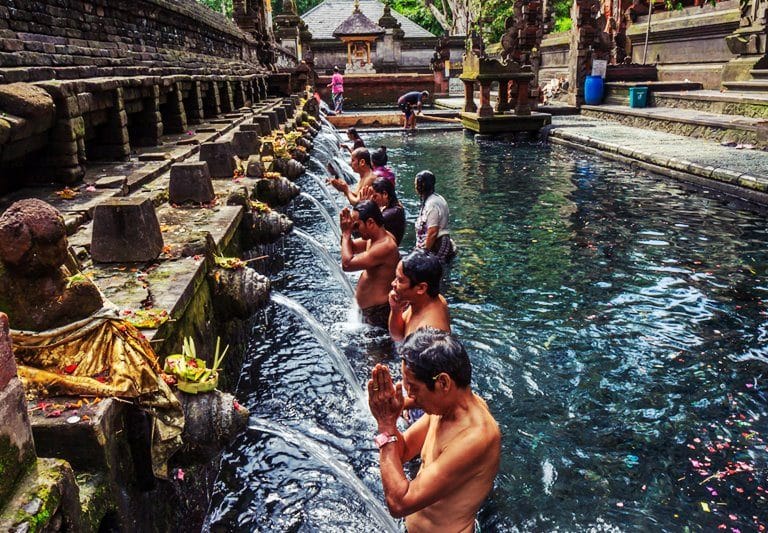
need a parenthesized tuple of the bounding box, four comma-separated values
(206, 128, 768, 532)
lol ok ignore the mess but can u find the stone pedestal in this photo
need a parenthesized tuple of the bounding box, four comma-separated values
(199, 141, 236, 179)
(232, 131, 262, 159)
(169, 162, 215, 204)
(253, 115, 272, 134)
(274, 107, 288, 125)
(91, 197, 164, 263)
(240, 123, 262, 135)
(262, 111, 279, 131)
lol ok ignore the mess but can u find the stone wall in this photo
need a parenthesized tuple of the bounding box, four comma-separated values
(627, 0, 741, 89)
(0, 0, 295, 191)
(0, 0, 266, 84)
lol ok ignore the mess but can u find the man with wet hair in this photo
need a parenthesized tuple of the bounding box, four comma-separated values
(368, 328, 501, 531)
(329, 147, 376, 205)
(340, 200, 400, 328)
(388, 250, 450, 342)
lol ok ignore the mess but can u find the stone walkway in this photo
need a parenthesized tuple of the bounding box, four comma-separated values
(548, 114, 768, 205)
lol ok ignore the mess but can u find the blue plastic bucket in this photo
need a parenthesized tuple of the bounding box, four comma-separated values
(584, 75, 604, 105)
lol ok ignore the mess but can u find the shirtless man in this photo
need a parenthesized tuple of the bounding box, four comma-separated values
(329, 147, 376, 205)
(340, 200, 400, 328)
(368, 328, 501, 532)
(388, 249, 450, 342)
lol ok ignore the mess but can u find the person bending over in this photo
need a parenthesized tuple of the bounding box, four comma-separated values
(397, 90, 429, 130)
(340, 200, 400, 328)
(368, 328, 501, 532)
(388, 250, 450, 342)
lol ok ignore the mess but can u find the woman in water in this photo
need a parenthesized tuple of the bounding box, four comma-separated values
(340, 127, 364, 153)
(371, 146, 396, 185)
(364, 177, 405, 245)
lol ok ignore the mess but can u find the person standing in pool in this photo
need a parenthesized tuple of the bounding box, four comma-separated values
(340, 201, 400, 328)
(388, 250, 450, 342)
(414, 170, 456, 263)
(397, 90, 429, 131)
(329, 147, 377, 205)
(360, 177, 405, 245)
(368, 328, 501, 531)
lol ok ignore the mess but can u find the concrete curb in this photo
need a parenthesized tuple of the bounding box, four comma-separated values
(548, 129, 768, 206)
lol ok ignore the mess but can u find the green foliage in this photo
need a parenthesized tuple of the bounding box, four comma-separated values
(477, 0, 515, 43)
(272, 0, 442, 35)
(273, 0, 323, 15)
(197, 0, 234, 18)
(389, 0, 443, 35)
(553, 0, 572, 33)
(554, 17, 572, 33)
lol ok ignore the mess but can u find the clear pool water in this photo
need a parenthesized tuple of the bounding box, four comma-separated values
(206, 129, 768, 532)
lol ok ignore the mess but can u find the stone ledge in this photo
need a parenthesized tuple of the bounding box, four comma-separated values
(548, 129, 768, 206)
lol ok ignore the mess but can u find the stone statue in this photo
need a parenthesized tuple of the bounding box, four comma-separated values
(0, 199, 103, 331)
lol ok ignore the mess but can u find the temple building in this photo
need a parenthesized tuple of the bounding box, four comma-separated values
(301, 0, 438, 73)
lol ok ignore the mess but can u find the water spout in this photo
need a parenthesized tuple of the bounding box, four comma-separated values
(308, 173, 342, 215)
(293, 228, 354, 298)
(271, 292, 362, 403)
(300, 192, 342, 240)
(248, 417, 399, 532)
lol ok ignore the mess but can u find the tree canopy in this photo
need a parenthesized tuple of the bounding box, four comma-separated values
(195, 0, 573, 43)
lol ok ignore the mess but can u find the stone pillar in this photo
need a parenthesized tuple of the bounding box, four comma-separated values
(478, 81, 494, 117)
(36, 82, 86, 183)
(131, 85, 162, 147)
(184, 80, 204, 125)
(462, 80, 477, 112)
(89, 87, 131, 161)
(161, 83, 187, 134)
(495, 80, 509, 113)
(233, 81, 246, 109)
(514, 79, 532, 115)
(219, 81, 234, 113)
(203, 81, 221, 118)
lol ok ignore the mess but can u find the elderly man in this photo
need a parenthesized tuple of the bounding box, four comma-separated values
(340, 200, 400, 328)
(329, 147, 376, 205)
(368, 328, 501, 532)
(388, 249, 450, 342)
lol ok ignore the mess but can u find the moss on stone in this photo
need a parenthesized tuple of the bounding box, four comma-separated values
(0, 434, 35, 509)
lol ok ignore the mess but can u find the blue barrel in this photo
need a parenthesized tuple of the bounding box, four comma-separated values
(584, 75, 604, 105)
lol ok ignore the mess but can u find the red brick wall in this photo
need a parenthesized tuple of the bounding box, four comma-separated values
(317, 73, 435, 107)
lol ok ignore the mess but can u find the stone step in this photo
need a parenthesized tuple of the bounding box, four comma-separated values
(603, 81, 703, 106)
(580, 104, 765, 147)
(722, 80, 768, 92)
(652, 89, 768, 119)
(749, 69, 768, 79)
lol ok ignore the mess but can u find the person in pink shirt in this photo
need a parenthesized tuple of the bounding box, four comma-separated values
(327, 66, 344, 114)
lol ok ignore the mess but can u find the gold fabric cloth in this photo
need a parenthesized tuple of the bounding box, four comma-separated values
(11, 310, 183, 479)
